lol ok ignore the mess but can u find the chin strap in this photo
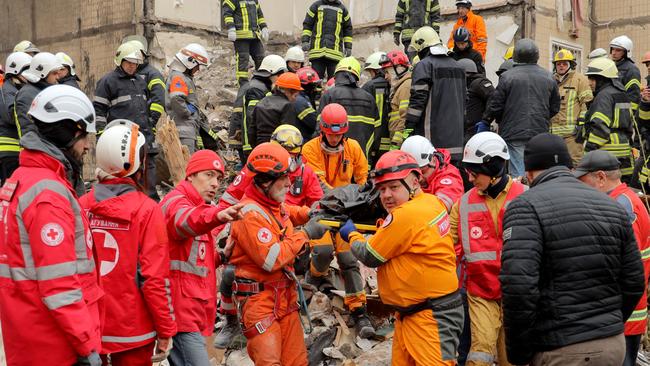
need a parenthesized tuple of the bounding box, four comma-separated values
(399, 179, 417, 200)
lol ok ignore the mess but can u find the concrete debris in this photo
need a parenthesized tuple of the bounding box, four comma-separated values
(308, 292, 333, 320)
(224, 348, 254, 366)
(355, 336, 379, 352)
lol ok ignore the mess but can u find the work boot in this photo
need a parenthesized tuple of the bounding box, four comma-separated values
(213, 314, 245, 349)
(352, 307, 376, 339)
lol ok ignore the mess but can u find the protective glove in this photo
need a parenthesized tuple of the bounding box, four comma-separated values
(338, 219, 358, 242)
(393, 33, 401, 46)
(308, 202, 324, 218)
(228, 28, 237, 42)
(76, 351, 101, 366)
(261, 27, 269, 43)
(475, 120, 490, 133)
(344, 48, 352, 57)
(574, 125, 585, 143)
(302, 42, 310, 52)
(584, 141, 600, 152)
(302, 216, 329, 240)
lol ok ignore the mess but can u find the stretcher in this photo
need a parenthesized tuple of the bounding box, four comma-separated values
(318, 219, 377, 232)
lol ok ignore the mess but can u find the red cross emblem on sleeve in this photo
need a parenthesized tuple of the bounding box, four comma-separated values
(257, 228, 272, 243)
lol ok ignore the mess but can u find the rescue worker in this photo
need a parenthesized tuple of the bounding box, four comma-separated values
(242, 54, 287, 156)
(636, 55, 650, 189)
(160, 149, 242, 365)
(230, 142, 328, 364)
(406, 26, 466, 163)
(450, 27, 485, 74)
(393, 0, 442, 60)
(448, 0, 487, 60)
(294, 66, 321, 139)
(319, 57, 380, 163)
(55, 52, 81, 89)
(128, 39, 166, 136)
(450, 132, 525, 366)
(362, 52, 391, 160)
(610, 36, 641, 113)
(229, 62, 258, 166)
(581, 57, 635, 181)
(13, 40, 40, 56)
(222, 0, 268, 85)
(550, 49, 593, 165)
(302, 0, 353, 81)
(79, 120, 177, 365)
(588, 48, 608, 60)
(380, 50, 412, 151)
(166, 43, 210, 154)
(285, 45, 305, 72)
(0, 52, 31, 184)
(0, 84, 102, 366)
(340, 150, 464, 365)
(457, 58, 493, 143)
(94, 41, 157, 199)
(250, 72, 303, 148)
(574, 150, 650, 366)
(496, 59, 513, 78)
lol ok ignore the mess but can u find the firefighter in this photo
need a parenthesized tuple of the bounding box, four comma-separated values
(222, 0, 268, 85)
(160, 149, 242, 365)
(319, 57, 380, 163)
(450, 27, 485, 74)
(636, 54, 650, 190)
(229, 62, 258, 167)
(581, 57, 635, 181)
(340, 150, 464, 365)
(380, 50, 411, 150)
(128, 38, 166, 136)
(457, 58, 493, 144)
(302, 0, 353, 81)
(228, 142, 329, 365)
(449, 132, 525, 366)
(393, 0, 441, 60)
(166, 43, 210, 154)
(401, 135, 464, 212)
(0, 52, 31, 184)
(285, 45, 305, 72)
(250, 72, 303, 148)
(13, 40, 40, 56)
(55, 52, 81, 89)
(294, 66, 321, 139)
(610, 36, 641, 113)
(588, 48, 608, 60)
(79, 120, 176, 365)
(574, 150, 650, 366)
(242, 54, 287, 157)
(448, 0, 487, 60)
(550, 49, 593, 166)
(406, 26, 466, 163)
(362, 52, 391, 161)
(0, 85, 102, 366)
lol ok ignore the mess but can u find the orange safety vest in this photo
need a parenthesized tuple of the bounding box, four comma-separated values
(458, 181, 526, 300)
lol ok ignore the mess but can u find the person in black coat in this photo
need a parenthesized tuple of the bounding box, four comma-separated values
(450, 27, 485, 75)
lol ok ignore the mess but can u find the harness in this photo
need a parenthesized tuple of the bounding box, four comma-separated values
(391, 289, 462, 319)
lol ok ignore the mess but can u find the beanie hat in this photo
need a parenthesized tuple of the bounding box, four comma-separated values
(524, 133, 573, 171)
(185, 149, 225, 177)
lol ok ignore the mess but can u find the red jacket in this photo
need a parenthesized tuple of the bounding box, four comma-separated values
(160, 180, 226, 335)
(457, 180, 525, 300)
(609, 184, 650, 335)
(79, 178, 177, 353)
(422, 148, 464, 211)
(0, 143, 103, 365)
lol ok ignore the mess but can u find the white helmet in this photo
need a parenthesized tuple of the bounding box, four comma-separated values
(55, 52, 77, 76)
(258, 54, 287, 75)
(462, 132, 510, 164)
(4, 52, 32, 76)
(122, 35, 149, 56)
(364, 52, 387, 70)
(24, 52, 63, 82)
(285, 46, 305, 63)
(401, 135, 436, 168)
(13, 40, 40, 54)
(175, 43, 210, 69)
(114, 42, 144, 67)
(588, 48, 608, 60)
(610, 35, 633, 54)
(28, 84, 96, 133)
(96, 119, 146, 177)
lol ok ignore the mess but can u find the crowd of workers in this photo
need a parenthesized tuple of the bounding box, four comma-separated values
(1, 0, 650, 365)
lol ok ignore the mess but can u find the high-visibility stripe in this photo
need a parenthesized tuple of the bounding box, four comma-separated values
(223, 0, 236, 10)
(566, 90, 576, 128)
(641, 247, 650, 260)
(241, 203, 272, 223)
(591, 111, 611, 126)
(110, 95, 132, 105)
(0, 136, 20, 152)
(94, 96, 110, 105)
(42, 289, 82, 310)
(347, 115, 376, 125)
(169, 239, 208, 277)
(302, 29, 312, 37)
(240, 1, 250, 32)
(150, 103, 164, 114)
(297, 107, 315, 120)
(148, 78, 166, 91)
(412, 84, 428, 91)
(364, 241, 386, 263)
(315, 8, 324, 50)
(640, 108, 650, 120)
(587, 133, 608, 145)
(221, 191, 240, 205)
(165, 278, 175, 321)
(467, 351, 495, 363)
(343, 36, 353, 43)
(625, 78, 641, 91)
(407, 107, 423, 117)
(627, 309, 647, 322)
(236, 30, 254, 39)
(262, 243, 281, 272)
(224, 16, 234, 25)
(307, 8, 315, 17)
(459, 192, 497, 263)
(102, 331, 157, 343)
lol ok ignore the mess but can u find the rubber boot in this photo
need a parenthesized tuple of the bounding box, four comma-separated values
(352, 306, 376, 339)
(213, 314, 245, 349)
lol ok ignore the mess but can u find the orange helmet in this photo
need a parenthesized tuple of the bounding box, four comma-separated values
(246, 142, 291, 178)
(275, 72, 304, 91)
(642, 51, 650, 64)
(320, 103, 349, 135)
(371, 150, 421, 185)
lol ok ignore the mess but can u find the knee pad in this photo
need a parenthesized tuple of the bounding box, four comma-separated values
(310, 244, 334, 274)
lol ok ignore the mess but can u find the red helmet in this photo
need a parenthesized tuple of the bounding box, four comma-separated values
(320, 103, 349, 135)
(380, 50, 410, 69)
(371, 150, 421, 184)
(246, 142, 291, 178)
(296, 66, 321, 85)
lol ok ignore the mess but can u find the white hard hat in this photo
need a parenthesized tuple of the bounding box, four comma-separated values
(364, 52, 387, 70)
(462, 132, 510, 164)
(258, 54, 287, 75)
(285, 46, 305, 63)
(96, 119, 146, 177)
(115, 42, 145, 67)
(4, 52, 32, 76)
(175, 43, 210, 70)
(28, 84, 96, 133)
(13, 40, 40, 54)
(122, 35, 149, 56)
(588, 48, 608, 60)
(55, 52, 76, 76)
(401, 135, 436, 168)
(24, 52, 63, 82)
(610, 35, 633, 54)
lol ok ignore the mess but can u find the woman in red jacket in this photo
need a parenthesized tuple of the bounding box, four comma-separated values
(79, 119, 177, 366)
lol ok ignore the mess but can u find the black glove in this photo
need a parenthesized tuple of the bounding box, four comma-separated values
(393, 33, 401, 46)
(302, 216, 329, 239)
(574, 125, 585, 143)
(76, 351, 101, 366)
(584, 141, 600, 152)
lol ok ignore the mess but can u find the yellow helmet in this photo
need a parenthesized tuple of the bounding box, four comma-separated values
(503, 46, 514, 60)
(271, 124, 303, 153)
(409, 26, 442, 53)
(585, 57, 618, 79)
(335, 57, 361, 79)
(553, 49, 575, 63)
(114, 42, 144, 67)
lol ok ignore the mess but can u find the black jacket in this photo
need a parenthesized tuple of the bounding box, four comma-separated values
(362, 75, 391, 161)
(222, 0, 267, 39)
(242, 75, 272, 153)
(58, 75, 81, 89)
(0, 80, 22, 157)
(138, 62, 166, 123)
(293, 92, 318, 140)
(394, 0, 441, 39)
(483, 63, 560, 143)
(465, 74, 494, 139)
(451, 43, 485, 74)
(13, 80, 51, 138)
(500, 166, 644, 365)
(302, 0, 353, 61)
(616, 58, 641, 110)
(250, 89, 296, 148)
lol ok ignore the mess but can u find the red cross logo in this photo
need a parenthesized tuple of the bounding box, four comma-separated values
(198, 242, 207, 260)
(470, 226, 483, 239)
(46, 229, 58, 241)
(94, 229, 120, 276)
(257, 228, 272, 243)
(40, 223, 64, 246)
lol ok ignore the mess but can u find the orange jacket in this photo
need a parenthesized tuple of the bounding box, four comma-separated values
(447, 10, 487, 59)
(302, 136, 368, 190)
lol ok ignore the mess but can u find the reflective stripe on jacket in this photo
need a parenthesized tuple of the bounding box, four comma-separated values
(394, 0, 441, 39)
(301, 0, 353, 61)
(550, 71, 593, 137)
(222, 0, 267, 39)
